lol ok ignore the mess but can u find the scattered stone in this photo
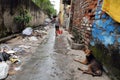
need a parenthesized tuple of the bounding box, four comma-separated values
(71, 43, 85, 50)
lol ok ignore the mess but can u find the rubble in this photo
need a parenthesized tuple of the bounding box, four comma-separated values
(0, 25, 49, 77)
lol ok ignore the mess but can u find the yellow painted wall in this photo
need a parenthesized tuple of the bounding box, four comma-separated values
(59, 0, 64, 26)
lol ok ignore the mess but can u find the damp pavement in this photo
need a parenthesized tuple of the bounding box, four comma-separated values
(6, 27, 111, 80)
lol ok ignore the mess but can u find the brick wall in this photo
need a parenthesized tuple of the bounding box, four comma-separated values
(71, 0, 98, 46)
(71, 0, 120, 80)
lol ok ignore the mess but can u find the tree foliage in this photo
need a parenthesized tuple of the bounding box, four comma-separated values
(32, 0, 56, 16)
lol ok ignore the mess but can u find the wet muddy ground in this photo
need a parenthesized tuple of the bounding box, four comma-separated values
(6, 27, 111, 80)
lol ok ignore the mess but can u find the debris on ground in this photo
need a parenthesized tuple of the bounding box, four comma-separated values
(22, 27, 33, 36)
(0, 25, 50, 78)
(0, 61, 9, 79)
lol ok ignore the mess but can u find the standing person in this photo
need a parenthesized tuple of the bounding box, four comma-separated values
(52, 15, 61, 36)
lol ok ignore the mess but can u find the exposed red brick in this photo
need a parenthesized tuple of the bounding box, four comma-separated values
(71, 0, 98, 45)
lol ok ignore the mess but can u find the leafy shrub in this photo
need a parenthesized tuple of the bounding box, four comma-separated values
(14, 9, 31, 27)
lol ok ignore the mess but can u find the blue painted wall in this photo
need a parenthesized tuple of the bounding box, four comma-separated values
(90, 0, 120, 80)
(91, 0, 120, 48)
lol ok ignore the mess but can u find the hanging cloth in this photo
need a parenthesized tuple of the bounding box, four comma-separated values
(102, 0, 120, 23)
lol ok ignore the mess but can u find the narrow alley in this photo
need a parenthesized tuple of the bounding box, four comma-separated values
(6, 27, 110, 80)
(0, 0, 120, 80)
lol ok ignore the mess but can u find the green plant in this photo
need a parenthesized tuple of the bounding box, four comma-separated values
(14, 9, 31, 28)
(32, 0, 56, 16)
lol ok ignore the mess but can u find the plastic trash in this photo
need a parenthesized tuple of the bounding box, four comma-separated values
(13, 47, 23, 53)
(0, 44, 11, 52)
(0, 62, 9, 79)
(14, 66, 22, 71)
(0, 52, 11, 62)
(45, 18, 51, 22)
(7, 50, 16, 54)
(28, 36, 38, 41)
(22, 27, 33, 36)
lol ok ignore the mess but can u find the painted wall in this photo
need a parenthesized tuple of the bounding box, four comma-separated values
(70, 0, 120, 80)
(91, 1, 120, 48)
(90, 0, 120, 80)
(59, 0, 64, 26)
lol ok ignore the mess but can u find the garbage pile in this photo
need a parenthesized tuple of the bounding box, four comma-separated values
(0, 26, 49, 79)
